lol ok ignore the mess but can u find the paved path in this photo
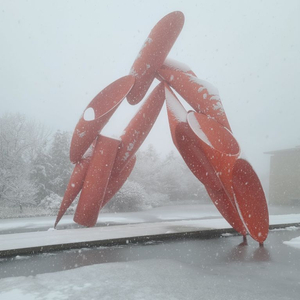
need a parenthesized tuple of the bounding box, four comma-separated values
(1, 214, 300, 257)
(1, 228, 300, 300)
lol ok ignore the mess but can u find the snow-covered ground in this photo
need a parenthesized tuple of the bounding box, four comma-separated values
(283, 235, 300, 249)
(1, 204, 300, 300)
(1, 229, 300, 300)
(0, 204, 300, 253)
(1, 203, 300, 234)
(0, 259, 289, 300)
(0, 204, 221, 234)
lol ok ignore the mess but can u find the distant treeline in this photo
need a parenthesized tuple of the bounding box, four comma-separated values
(0, 113, 207, 217)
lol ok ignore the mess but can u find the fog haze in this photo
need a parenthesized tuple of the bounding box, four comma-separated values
(1, 0, 299, 191)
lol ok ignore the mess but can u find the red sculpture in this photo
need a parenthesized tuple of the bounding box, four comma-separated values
(55, 11, 269, 244)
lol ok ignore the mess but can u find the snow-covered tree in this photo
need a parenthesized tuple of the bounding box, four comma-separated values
(47, 130, 73, 197)
(105, 180, 150, 212)
(38, 192, 63, 213)
(128, 145, 207, 204)
(130, 144, 162, 194)
(30, 150, 52, 201)
(0, 113, 49, 211)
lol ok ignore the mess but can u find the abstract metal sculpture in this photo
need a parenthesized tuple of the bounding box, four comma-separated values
(55, 11, 269, 244)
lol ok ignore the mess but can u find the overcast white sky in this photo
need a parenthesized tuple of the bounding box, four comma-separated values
(1, 0, 299, 191)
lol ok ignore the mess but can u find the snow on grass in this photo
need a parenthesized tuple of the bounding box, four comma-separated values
(0, 204, 221, 233)
(0, 205, 300, 235)
(0, 215, 74, 232)
(221, 233, 234, 237)
(270, 226, 299, 232)
(269, 214, 300, 224)
(1, 204, 300, 253)
(283, 236, 300, 250)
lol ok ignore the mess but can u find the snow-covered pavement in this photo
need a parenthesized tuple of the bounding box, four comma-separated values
(0, 204, 300, 256)
(1, 228, 300, 300)
(1, 204, 300, 300)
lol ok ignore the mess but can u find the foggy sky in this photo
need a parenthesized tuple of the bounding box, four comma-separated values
(1, 0, 299, 192)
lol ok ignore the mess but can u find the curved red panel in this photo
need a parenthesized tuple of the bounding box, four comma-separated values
(70, 75, 135, 163)
(187, 111, 240, 198)
(113, 82, 165, 174)
(166, 102, 245, 235)
(166, 100, 245, 233)
(176, 120, 246, 235)
(206, 187, 247, 236)
(74, 135, 121, 227)
(232, 159, 269, 243)
(165, 83, 187, 149)
(102, 155, 136, 207)
(165, 85, 221, 190)
(55, 144, 95, 227)
(127, 11, 184, 104)
(54, 11, 268, 243)
(175, 122, 223, 191)
(157, 68, 231, 131)
(54, 156, 91, 228)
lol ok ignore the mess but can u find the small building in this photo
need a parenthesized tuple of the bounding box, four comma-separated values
(265, 146, 300, 205)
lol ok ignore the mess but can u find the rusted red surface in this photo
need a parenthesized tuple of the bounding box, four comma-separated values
(206, 187, 247, 236)
(232, 159, 269, 243)
(102, 155, 137, 207)
(113, 82, 165, 174)
(70, 75, 135, 163)
(55, 11, 268, 243)
(54, 156, 92, 228)
(127, 11, 184, 104)
(187, 111, 239, 197)
(157, 68, 231, 131)
(74, 136, 120, 227)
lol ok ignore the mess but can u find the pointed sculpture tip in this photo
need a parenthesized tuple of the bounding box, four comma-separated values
(54, 217, 60, 229)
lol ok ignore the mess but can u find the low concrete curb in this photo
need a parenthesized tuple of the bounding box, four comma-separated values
(1, 222, 299, 258)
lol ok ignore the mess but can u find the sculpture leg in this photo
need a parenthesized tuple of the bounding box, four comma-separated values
(74, 135, 120, 227)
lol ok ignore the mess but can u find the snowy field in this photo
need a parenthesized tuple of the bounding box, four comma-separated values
(1, 203, 300, 234)
(0, 204, 300, 299)
(1, 204, 300, 253)
(0, 203, 300, 253)
(0, 204, 221, 234)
